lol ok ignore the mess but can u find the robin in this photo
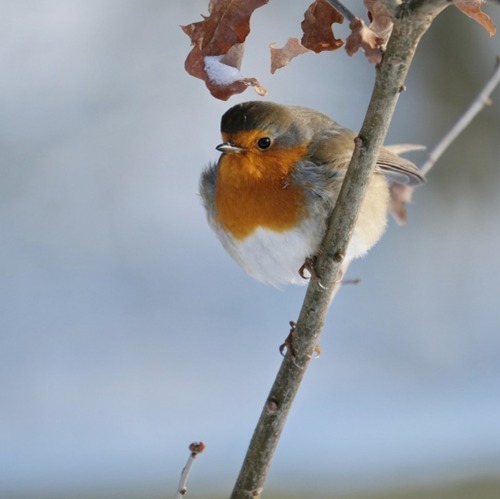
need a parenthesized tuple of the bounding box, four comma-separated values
(200, 101, 424, 286)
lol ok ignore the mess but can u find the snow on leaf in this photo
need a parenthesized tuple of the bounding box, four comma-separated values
(455, 0, 496, 37)
(181, 0, 268, 100)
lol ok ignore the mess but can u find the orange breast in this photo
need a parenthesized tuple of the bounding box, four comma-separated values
(215, 143, 309, 240)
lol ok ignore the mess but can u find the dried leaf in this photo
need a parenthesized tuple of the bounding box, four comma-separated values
(270, 0, 343, 74)
(270, 38, 311, 74)
(345, 0, 394, 64)
(221, 42, 245, 68)
(455, 0, 496, 37)
(345, 17, 385, 64)
(181, 0, 268, 100)
(300, 0, 344, 53)
(389, 183, 415, 225)
(364, 0, 394, 41)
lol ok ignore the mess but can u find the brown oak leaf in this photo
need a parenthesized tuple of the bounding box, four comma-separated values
(364, 0, 394, 42)
(270, 0, 344, 73)
(345, 17, 385, 64)
(301, 0, 344, 53)
(345, 0, 394, 64)
(181, 0, 268, 100)
(270, 38, 311, 74)
(455, 0, 496, 37)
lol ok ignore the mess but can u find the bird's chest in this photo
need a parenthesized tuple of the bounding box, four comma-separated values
(215, 161, 306, 241)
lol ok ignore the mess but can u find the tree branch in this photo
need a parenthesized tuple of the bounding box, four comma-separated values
(174, 442, 205, 499)
(229, 2, 450, 498)
(390, 55, 500, 221)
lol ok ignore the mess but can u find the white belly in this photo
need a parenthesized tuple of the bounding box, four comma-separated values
(227, 226, 318, 287)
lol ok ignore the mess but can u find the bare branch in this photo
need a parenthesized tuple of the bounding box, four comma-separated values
(420, 56, 500, 176)
(389, 55, 500, 223)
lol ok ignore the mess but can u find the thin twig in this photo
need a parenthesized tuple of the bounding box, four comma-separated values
(420, 56, 500, 176)
(174, 442, 205, 499)
(389, 56, 500, 223)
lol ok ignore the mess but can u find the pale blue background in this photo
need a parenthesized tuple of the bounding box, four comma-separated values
(1, 1, 500, 497)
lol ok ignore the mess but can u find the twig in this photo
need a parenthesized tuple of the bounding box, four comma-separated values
(389, 55, 500, 223)
(229, 2, 450, 498)
(174, 442, 205, 499)
(420, 56, 500, 176)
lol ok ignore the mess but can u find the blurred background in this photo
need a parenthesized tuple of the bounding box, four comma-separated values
(1, 1, 500, 498)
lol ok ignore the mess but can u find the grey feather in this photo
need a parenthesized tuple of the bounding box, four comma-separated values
(199, 163, 218, 226)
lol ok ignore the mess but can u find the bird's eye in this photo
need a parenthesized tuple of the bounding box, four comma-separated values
(257, 137, 272, 150)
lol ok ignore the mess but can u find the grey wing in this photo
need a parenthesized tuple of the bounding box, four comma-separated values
(199, 162, 219, 225)
(376, 148, 426, 186)
(287, 127, 348, 219)
(289, 160, 345, 219)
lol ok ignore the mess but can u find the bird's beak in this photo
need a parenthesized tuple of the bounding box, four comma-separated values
(216, 142, 245, 154)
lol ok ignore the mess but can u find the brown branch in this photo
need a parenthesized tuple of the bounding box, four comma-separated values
(229, 2, 451, 498)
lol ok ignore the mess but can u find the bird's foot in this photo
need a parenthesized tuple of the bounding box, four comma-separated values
(279, 321, 297, 358)
(298, 256, 325, 289)
(279, 321, 321, 360)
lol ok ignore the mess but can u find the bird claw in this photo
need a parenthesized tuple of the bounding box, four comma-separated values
(298, 257, 315, 280)
(279, 321, 321, 362)
(279, 321, 297, 358)
(298, 256, 325, 289)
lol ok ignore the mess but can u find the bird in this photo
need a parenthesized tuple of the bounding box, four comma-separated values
(200, 101, 424, 287)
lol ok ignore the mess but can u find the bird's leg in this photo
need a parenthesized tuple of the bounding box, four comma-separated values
(279, 321, 297, 357)
(279, 320, 321, 359)
(299, 256, 319, 281)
